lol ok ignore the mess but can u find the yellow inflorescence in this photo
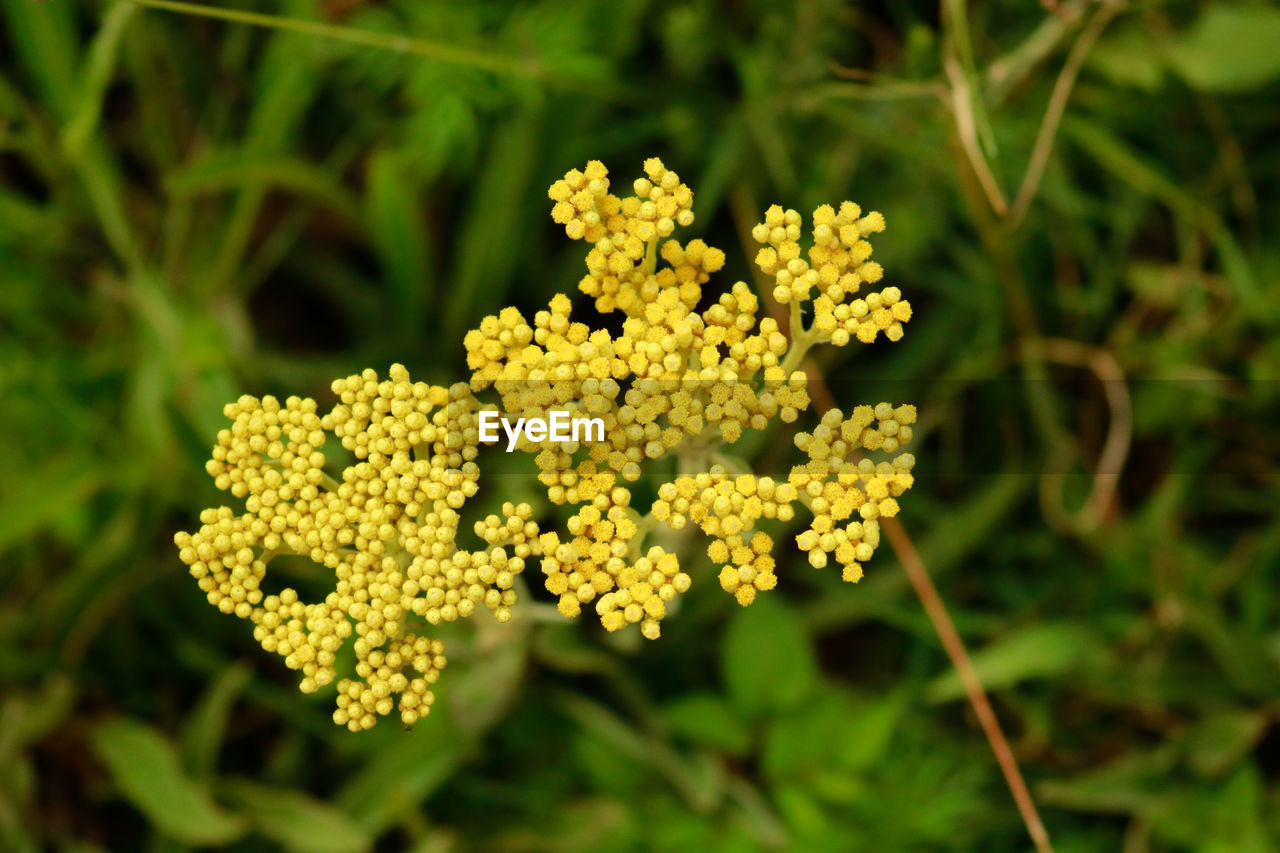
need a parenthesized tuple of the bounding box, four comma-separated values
(790, 405, 917, 582)
(179, 157, 917, 730)
(752, 202, 912, 345)
(176, 365, 543, 731)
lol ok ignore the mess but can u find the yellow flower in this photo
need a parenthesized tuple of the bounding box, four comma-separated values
(182, 157, 918, 729)
(177, 364, 538, 730)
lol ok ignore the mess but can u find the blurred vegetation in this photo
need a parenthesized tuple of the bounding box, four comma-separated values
(2, 0, 1279, 850)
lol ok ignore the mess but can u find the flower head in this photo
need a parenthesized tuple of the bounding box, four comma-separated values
(180, 157, 919, 728)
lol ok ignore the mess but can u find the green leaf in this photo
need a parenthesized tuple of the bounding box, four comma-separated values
(925, 623, 1104, 703)
(90, 718, 247, 845)
(1088, 26, 1164, 92)
(838, 693, 903, 772)
(227, 781, 371, 853)
(0, 455, 103, 554)
(1166, 5, 1280, 92)
(1201, 765, 1271, 853)
(1184, 710, 1270, 780)
(761, 694, 848, 781)
(366, 148, 430, 336)
(760, 690, 899, 784)
(721, 596, 817, 717)
(661, 693, 751, 754)
(0, 0, 79, 119)
(557, 693, 721, 812)
(772, 784, 831, 842)
(1038, 746, 1178, 815)
(166, 151, 360, 221)
(337, 719, 470, 834)
(1064, 117, 1265, 316)
(0, 676, 74, 755)
(182, 663, 252, 778)
(444, 109, 541, 341)
(61, 3, 137, 157)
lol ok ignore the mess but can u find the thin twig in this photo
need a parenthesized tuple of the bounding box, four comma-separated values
(1033, 338, 1132, 533)
(1008, 0, 1124, 226)
(806, 368, 1054, 853)
(880, 516, 1054, 853)
(943, 50, 1009, 216)
(986, 1, 1086, 107)
(729, 178, 1052, 848)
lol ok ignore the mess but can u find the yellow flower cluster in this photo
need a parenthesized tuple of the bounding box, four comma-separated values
(550, 158, 699, 315)
(790, 405, 917, 582)
(334, 635, 445, 730)
(176, 365, 542, 731)
(462, 158, 916, 630)
(181, 157, 920, 730)
(753, 203, 912, 346)
(593, 546, 690, 640)
(710, 531, 778, 607)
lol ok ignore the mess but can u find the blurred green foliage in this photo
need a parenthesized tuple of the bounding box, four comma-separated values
(2, 0, 1279, 850)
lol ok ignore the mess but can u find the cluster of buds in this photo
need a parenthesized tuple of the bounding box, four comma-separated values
(790, 405, 917, 581)
(179, 157, 918, 730)
(176, 366, 544, 731)
(753, 202, 912, 345)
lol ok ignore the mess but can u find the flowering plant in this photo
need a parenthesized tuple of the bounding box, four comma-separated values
(176, 159, 916, 731)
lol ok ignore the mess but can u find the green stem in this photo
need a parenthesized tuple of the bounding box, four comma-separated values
(779, 301, 820, 374)
(641, 236, 659, 277)
(779, 330, 817, 375)
(626, 512, 659, 561)
(710, 452, 753, 479)
(119, 0, 543, 78)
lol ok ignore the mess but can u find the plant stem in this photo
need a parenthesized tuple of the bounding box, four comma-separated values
(1008, 0, 1124, 226)
(119, 0, 542, 78)
(803, 366, 1055, 853)
(882, 516, 1053, 853)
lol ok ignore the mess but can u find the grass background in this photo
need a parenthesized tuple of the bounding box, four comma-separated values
(2, 0, 1279, 850)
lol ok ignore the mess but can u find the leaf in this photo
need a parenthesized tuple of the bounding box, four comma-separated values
(838, 693, 903, 772)
(0, 675, 74, 755)
(721, 595, 817, 717)
(772, 784, 831, 842)
(0, 0, 79, 119)
(1063, 117, 1265, 316)
(1088, 26, 1164, 92)
(761, 694, 848, 781)
(182, 663, 252, 778)
(1184, 710, 1270, 780)
(443, 109, 541, 341)
(915, 471, 1029, 579)
(1038, 746, 1179, 815)
(925, 623, 1104, 703)
(166, 152, 360, 221)
(0, 455, 103, 554)
(1166, 5, 1280, 92)
(366, 148, 430, 336)
(661, 693, 751, 754)
(89, 719, 247, 845)
(1125, 262, 1196, 309)
(557, 693, 721, 813)
(61, 3, 137, 157)
(1201, 765, 1271, 853)
(337, 718, 470, 834)
(761, 690, 899, 784)
(227, 781, 371, 853)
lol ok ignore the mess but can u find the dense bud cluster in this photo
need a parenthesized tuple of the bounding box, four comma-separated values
(790, 405, 917, 581)
(752, 202, 911, 345)
(179, 157, 917, 729)
(176, 365, 543, 731)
